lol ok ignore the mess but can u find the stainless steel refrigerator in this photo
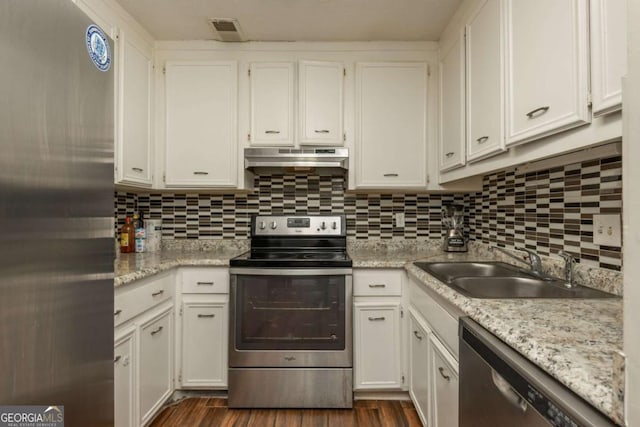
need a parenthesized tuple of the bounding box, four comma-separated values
(0, 1, 115, 425)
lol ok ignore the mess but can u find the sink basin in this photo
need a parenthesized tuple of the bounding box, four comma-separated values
(413, 261, 617, 299)
(413, 261, 525, 283)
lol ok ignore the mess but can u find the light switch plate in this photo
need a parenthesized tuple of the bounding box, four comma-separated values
(593, 214, 622, 247)
(395, 212, 405, 228)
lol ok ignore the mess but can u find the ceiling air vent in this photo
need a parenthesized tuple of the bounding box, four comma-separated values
(208, 18, 245, 42)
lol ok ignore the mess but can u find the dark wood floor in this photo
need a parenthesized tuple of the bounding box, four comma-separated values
(150, 398, 422, 427)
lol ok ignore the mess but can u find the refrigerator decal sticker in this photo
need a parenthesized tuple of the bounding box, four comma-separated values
(85, 24, 110, 72)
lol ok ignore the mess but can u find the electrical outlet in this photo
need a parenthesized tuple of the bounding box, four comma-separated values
(395, 212, 405, 228)
(593, 214, 622, 247)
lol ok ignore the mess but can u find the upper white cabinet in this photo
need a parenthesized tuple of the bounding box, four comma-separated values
(466, 0, 506, 161)
(355, 62, 428, 188)
(504, 0, 590, 146)
(299, 61, 344, 145)
(249, 62, 295, 146)
(439, 31, 466, 172)
(164, 61, 238, 188)
(116, 30, 153, 187)
(590, 0, 626, 117)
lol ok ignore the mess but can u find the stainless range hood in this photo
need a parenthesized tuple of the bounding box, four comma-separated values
(244, 147, 348, 173)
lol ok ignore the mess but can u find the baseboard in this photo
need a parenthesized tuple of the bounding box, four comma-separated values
(354, 390, 411, 401)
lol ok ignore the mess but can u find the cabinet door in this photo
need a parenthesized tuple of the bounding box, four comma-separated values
(181, 300, 228, 388)
(116, 30, 153, 187)
(429, 334, 459, 427)
(250, 62, 295, 146)
(505, 0, 590, 146)
(355, 62, 428, 188)
(590, 0, 626, 117)
(114, 329, 136, 427)
(139, 305, 173, 425)
(299, 61, 344, 145)
(354, 302, 403, 389)
(409, 311, 431, 427)
(439, 31, 466, 172)
(165, 61, 237, 187)
(466, 0, 506, 161)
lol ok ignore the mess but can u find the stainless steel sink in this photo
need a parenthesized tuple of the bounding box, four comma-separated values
(413, 261, 617, 299)
(413, 261, 525, 283)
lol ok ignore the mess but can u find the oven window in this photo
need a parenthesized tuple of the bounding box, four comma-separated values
(235, 275, 346, 351)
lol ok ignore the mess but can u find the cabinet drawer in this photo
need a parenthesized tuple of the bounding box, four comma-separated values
(114, 274, 172, 327)
(181, 267, 229, 294)
(353, 269, 403, 296)
(409, 277, 459, 359)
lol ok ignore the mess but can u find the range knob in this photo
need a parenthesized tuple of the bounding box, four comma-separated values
(259, 221, 266, 230)
(320, 221, 327, 230)
(332, 221, 337, 230)
(270, 221, 278, 230)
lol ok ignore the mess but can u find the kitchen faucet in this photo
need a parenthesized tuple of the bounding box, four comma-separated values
(557, 251, 577, 288)
(490, 246, 553, 280)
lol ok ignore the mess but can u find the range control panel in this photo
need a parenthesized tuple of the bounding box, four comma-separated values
(253, 216, 344, 236)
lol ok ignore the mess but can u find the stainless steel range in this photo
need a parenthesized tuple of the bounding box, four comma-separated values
(228, 215, 353, 408)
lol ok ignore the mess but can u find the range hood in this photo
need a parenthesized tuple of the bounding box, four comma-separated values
(244, 147, 349, 173)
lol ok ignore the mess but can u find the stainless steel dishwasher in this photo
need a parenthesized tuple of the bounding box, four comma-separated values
(459, 317, 617, 427)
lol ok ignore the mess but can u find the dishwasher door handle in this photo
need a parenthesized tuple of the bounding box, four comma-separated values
(491, 370, 528, 413)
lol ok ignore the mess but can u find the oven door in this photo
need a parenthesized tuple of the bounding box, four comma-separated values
(229, 268, 352, 368)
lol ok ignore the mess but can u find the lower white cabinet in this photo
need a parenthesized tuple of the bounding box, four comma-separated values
(114, 327, 137, 427)
(139, 303, 174, 425)
(353, 302, 403, 389)
(180, 298, 228, 388)
(409, 310, 431, 426)
(177, 267, 229, 390)
(429, 333, 459, 427)
(114, 272, 175, 427)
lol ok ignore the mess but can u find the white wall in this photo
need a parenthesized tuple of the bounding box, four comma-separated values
(623, 0, 640, 424)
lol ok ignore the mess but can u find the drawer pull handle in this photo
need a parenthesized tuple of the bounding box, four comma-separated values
(413, 330, 423, 340)
(284, 356, 296, 361)
(383, 173, 398, 177)
(265, 130, 280, 134)
(445, 152, 455, 158)
(198, 314, 216, 318)
(132, 167, 144, 172)
(114, 355, 121, 363)
(438, 367, 451, 382)
(476, 136, 489, 144)
(193, 171, 209, 175)
(525, 106, 550, 119)
(368, 316, 386, 321)
(150, 326, 163, 336)
(114, 309, 122, 316)
(151, 290, 164, 297)
(368, 284, 386, 288)
(197, 281, 214, 286)
(314, 129, 330, 134)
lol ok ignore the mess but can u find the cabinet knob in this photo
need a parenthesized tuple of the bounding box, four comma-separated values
(151, 290, 164, 297)
(265, 130, 280, 134)
(525, 106, 550, 119)
(193, 171, 209, 175)
(114, 309, 122, 316)
(150, 326, 163, 336)
(368, 316, 386, 321)
(445, 152, 455, 158)
(413, 330, 423, 340)
(368, 284, 386, 288)
(198, 314, 216, 318)
(132, 167, 144, 172)
(314, 129, 330, 134)
(476, 136, 489, 144)
(197, 281, 214, 286)
(383, 173, 399, 177)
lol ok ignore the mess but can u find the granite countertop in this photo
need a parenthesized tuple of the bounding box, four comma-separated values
(115, 246, 247, 287)
(114, 241, 623, 424)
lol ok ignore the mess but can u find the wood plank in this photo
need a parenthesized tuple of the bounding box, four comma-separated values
(247, 409, 277, 427)
(274, 409, 303, 427)
(300, 409, 328, 427)
(377, 400, 409, 427)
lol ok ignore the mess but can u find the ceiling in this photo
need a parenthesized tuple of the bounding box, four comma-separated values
(114, 0, 462, 42)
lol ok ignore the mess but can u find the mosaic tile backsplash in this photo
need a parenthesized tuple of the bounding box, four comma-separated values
(115, 155, 622, 271)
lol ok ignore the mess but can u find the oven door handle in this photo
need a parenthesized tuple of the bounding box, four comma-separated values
(230, 268, 353, 276)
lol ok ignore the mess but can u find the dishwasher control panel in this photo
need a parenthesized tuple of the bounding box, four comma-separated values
(526, 385, 578, 427)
